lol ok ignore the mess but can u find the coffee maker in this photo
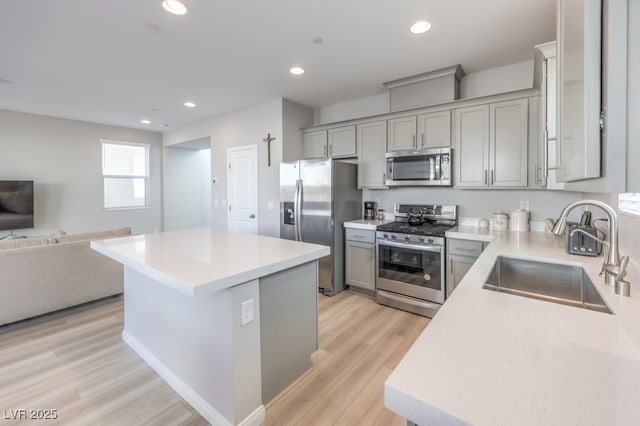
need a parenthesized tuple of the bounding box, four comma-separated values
(364, 201, 376, 220)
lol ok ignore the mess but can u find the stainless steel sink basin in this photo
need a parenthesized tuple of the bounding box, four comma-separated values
(483, 256, 612, 314)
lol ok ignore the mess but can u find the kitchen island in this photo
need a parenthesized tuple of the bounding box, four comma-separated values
(385, 227, 640, 425)
(91, 228, 330, 426)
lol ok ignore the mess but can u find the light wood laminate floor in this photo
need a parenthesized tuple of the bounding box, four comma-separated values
(0, 291, 429, 425)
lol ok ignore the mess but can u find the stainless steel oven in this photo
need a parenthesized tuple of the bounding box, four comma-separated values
(376, 233, 445, 317)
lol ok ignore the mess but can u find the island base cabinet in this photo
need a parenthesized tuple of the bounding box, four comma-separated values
(121, 261, 319, 426)
(260, 261, 318, 403)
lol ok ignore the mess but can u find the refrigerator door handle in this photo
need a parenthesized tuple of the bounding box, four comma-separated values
(293, 180, 300, 241)
(295, 179, 303, 241)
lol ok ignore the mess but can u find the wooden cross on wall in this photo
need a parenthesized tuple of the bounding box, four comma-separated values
(263, 133, 276, 167)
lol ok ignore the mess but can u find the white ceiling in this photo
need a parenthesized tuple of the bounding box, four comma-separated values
(0, 0, 555, 131)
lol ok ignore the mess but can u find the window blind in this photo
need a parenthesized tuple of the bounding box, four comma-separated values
(102, 142, 149, 209)
(619, 193, 640, 216)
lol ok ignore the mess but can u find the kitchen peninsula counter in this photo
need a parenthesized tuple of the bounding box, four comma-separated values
(386, 229, 640, 425)
(91, 228, 329, 426)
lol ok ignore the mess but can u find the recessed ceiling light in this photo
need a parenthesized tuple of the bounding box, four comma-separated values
(141, 119, 151, 124)
(162, 0, 187, 15)
(410, 21, 431, 34)
(289, 67, 305, 75)
(183, 101, 196, 108)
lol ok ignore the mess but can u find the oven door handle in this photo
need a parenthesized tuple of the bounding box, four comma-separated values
(377, 240, 443, 253)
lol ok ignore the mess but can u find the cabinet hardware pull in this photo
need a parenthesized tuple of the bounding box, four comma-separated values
(450, 258, 453, 269)
(324, 145, 327, 156)
(383, 173, 386, 184)
(484, 170, 488, 185)
(329, 144, 332, 156)
(413, 134, 416, 148)
(490, 170, 494, 185)
(421, 133, 425, 147)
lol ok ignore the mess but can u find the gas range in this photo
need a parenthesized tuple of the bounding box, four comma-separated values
(375, 204, 457, 318)
(376, 204, 457, 243)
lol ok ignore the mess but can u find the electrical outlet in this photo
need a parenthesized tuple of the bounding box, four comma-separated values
(241, 299, 254, 326)
(520, 200, 530, 211)
(267, 201, 275, 210)
(222, 200, 227, 207)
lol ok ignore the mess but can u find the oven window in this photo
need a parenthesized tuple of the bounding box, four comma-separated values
(378, 244, 441, 291)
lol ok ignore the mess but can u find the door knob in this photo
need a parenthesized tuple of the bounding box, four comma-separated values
(249, 214, 255, 218)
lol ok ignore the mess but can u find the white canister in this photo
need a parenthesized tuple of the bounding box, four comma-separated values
(509, 209, 530, 231)
(492, 213, 509, 230)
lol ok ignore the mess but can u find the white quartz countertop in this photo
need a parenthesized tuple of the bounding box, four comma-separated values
(91, 228, 330, 296)
(386, 229, 640, 425)
(343, 219, 393, 230)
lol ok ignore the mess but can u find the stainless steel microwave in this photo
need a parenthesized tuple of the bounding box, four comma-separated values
(385, 148, 452, 186)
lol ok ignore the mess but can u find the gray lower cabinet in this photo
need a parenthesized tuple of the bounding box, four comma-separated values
(345, 228, 376, 292)
(446, 238, 487, 297)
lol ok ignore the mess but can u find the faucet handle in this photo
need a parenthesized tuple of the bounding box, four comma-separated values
(616, 256, 630, 281)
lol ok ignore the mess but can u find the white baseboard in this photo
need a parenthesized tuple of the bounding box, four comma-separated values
(123, 329, 264, 426)
(238, 405, 266, 426)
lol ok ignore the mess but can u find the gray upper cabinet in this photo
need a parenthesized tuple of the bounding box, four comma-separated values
(303, 130, 328, 159)
(556, 0, 602, 182)
(454, 105, 490, 187)
(417, 111, 451, 148)
(490, 98, 528, 187)
(455, 99, 528, 188)
(387, 116, 417, 151)
(357, 120, 387, 188)
(328, 125, 356, 158)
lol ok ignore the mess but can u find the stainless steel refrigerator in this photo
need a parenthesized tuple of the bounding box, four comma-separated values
(280, 159, 362, 295)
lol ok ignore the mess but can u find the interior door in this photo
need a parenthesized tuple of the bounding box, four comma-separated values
(227, 145, 258, 234)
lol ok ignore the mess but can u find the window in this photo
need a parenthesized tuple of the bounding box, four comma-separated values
(619, 193, 640, 216)
(101, 140, 150, 209)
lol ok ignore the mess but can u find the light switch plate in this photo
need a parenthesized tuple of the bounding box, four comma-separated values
(267, 201, 275, 210)
(241, 299, 254, 326)
(520, 200, 530, 211)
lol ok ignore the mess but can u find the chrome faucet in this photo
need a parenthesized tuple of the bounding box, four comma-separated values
(552, 199, 626, 289)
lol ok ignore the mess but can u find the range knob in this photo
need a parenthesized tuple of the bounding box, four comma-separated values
(404, 235, 411, 241)
(391, 234, 397, 240)
(383, 233, 389, 239)
(427, 237, 434, 244)
(418, 237, 425, 243)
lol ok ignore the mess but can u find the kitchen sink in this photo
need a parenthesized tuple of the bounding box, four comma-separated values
(483, 256, 612, 314)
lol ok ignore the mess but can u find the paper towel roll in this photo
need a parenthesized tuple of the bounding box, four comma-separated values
(509, 209, 530, 231)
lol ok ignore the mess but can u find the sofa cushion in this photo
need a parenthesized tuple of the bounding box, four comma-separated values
(55, 227, 132, 243)
(0, 237, 49, 250)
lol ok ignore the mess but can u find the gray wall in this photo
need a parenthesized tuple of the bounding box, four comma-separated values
(364, 188, 582, 223)
(313, 60, 535, 125)
(0, 108, 163, 235)
(164, 99, 285, 237)
(164, 146, 211, 231)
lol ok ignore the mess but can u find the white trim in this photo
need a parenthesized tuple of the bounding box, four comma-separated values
(100, 138, 151, 149)
(238, 405, 266, 426)
(123, 329, 244, 426)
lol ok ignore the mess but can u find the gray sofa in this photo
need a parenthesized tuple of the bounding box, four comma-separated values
(0, 227, 131, 326)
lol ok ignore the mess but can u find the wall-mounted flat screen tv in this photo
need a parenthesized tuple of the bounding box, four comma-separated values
(0, 180, 34, 231)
